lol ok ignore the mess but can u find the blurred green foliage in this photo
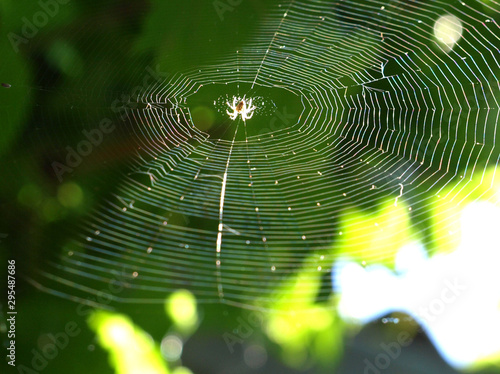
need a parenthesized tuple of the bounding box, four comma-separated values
(2, 1, 500, 373)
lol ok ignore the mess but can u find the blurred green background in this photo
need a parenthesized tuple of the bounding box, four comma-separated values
(1, 1, 500, 373)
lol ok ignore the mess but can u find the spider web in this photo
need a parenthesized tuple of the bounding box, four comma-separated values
(36, 0, 500, 310)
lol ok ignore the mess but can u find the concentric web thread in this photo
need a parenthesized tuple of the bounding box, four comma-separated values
(37, 0, 500, 309)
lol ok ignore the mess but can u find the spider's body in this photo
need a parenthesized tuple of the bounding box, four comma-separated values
(226, 96, 256, 121)
(236, 100, 244, 112)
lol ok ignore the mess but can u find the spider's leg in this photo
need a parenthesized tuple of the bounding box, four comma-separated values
(247, 99, 256, 112)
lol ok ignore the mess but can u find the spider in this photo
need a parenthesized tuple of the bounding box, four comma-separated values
(226, 96, 256, 121)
